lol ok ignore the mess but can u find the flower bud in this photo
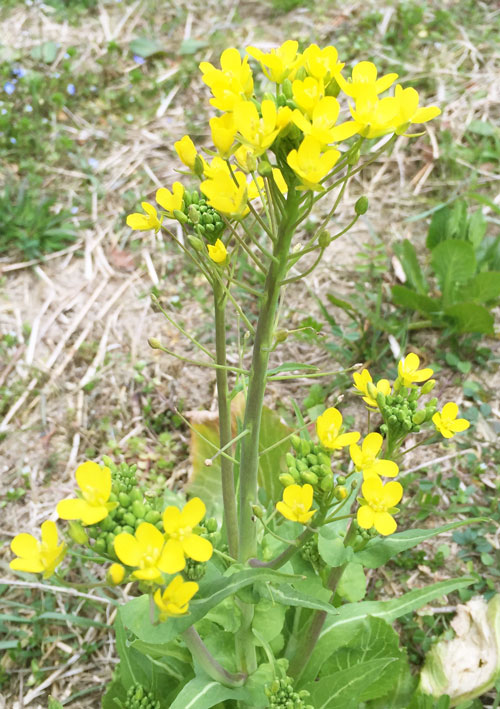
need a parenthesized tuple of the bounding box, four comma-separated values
(107, 563, 125, 585)
(188, 235, 205, 252)
(251, 505, 264, 519)
(325, 77, 340, 97)
(348, 148, 360, 165)
(421, 379, 436, 394)
(173, 209, 188, 224)
(205, 517, 218, 533)
(291, 434, 302, 452)
(286, 452, 296, 468)
(412, 409, 427, 425)
(366, 381, 378, 400)
(132, 501, 146, 519)
(337, 475, 346, 485)
(68, 521, 88, 545)
(187, 204, 200, 224)
(275, 329, 288, 343)
(279, 473, 296, 487)
(318, 230, 331, 248)
(148, 337, 162, 349)
(320, 475, 333, 492)
(118, 492, 131, 507)
(355, 196, 369, 215)
(300, 439, 311, 457)
(282, 78, 293, 99)
(193, 156, 204, 178)
(334, 485, 348, 500)
(301, 471, 318, 485)
(258, 159, 272, 176)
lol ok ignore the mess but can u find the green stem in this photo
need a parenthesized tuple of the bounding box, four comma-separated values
(182, 626, 247, 687)
(154, 342, 247, 375)
(288, 521, 358, 680)
(214, 279, 239, 560)
(248, 525, 315, 570)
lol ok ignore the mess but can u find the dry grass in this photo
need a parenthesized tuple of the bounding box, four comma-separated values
(0, 0, 499, 705)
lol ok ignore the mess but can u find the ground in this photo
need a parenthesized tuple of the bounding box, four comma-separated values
(0, 0, 499, 706)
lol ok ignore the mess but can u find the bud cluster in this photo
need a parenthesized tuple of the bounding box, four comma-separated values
(182, 189, 225, 244)
(281, 435, 333, 493)
(300, 537, 325, 575)
(87, 460, 161, 558)
(124, 683, 160, 709)
(378, 389, 437, 440)
(265, 676, 313, 709)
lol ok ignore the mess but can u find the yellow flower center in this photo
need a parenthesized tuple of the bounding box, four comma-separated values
(172, 526, 192, 542)
(369, 497, 387, 513)
(83, 487, 106, 507)
(139, 546, 160, 569)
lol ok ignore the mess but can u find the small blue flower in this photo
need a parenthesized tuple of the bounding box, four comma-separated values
(25, 104, 33, 112)
(133, 54, 146, 65)
(12, 66, 26, 78)
(88, 157, 99, 169)
(67, 83, 76, 95)
(4, 82, 15, 95)
(70, 206, 79, 214)
(10, 137, 17, 144)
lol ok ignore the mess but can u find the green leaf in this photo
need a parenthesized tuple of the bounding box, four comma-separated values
(466, 209, 487, 248)
(252, 598, 286, 645)
(30, 41, 59, 63)
(180, 39, 208, 55)
(267, 361, 320, 375)
(101, 668, 128, 709)
(257, 582, 339, 614)
(444, 302, 494, 334)
(431, 240, 476, 304)
(462, 272, 500, 303)
(355, 518, 486, 568)
(185, 419, 224, 518)
(391, 285, 441, 315)
(120, 568, 299, 646)
(298, 577, 476, 684)
(257, 407, 291, 503)
(305, 657, 399, 708)
(336, 562, 366, 602)
(169, 672, 250, 709)
(393, 239, 427, 294)
(467, 119, 497, 137)
(129, 37, 166, 58)
(48, 698, 64, 709)
(318, 525, 355, 567)
(426, 206, 450, 249)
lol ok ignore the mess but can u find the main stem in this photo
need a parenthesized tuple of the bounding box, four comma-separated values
(213, 279, 239, 559)
(235, 187, 301, 675)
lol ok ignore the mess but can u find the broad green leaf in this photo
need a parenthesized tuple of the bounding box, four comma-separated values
(393, 239, 428, 294)
(169, 672, 250, 709)
(466, 209, 487, 248)
(444, 302, 494, 334)
(180, 39, 208, 55)
(257, 407, 291, 502)
(367, 658, 417, 708)
(121, 568, 299, 645)
(318, 528, 355, 567)
(431, 240, 476, 305)
(298, 577, 475, 684)
(101, 669, 128, 709)
(467, 119, 497, 137)
(462, 272, 500, 303)
(336, 562, 366, 602)
(257, 581, 339, 614)
(426, 205, 451, 249)
(355, 518, 486, 568)
(129, 37, 165, 58)
(305, 657, 399, 708)
(185, 418, 224, 517)
(252, 598, 286, 645)
(391, 286, 440, 315)
(321, 617, 408, 702)
(30, 41, 59, 63)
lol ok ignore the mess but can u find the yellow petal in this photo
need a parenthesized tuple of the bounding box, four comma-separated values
(132, 567, 163, 581)
(182, 533, 213, 562)
(301, 483, 314, 510)
(276, 501, 296, 522)
(371, 460, 399, 478)
(283, 484, 302, 508)
(357, 505, 375, 529)
(383, 481, 403, 507)
(334, 432, 361, 448)
(363, 432, 383, 458)
(11, 533, 39, 558)
(442, 402, 459, 420)
(374, 511, 397, 536)
(57, 498, 90, 521)
(163, 505, 182, 535)
(10, 557, 45, 573)
(181, 498, 206, 528)
(80, 504, 109, 526)
(362, 476, 383, 500)
(135, 522, 164, 552)
(75, 462, 111, 500)
(114, 533, 142, 567)
(41, 520, 58, 548)
(449, 418, 470, 433)
(159, 538, 186, 574)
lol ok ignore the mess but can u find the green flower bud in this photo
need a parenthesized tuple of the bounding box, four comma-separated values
(291, 435, 302, 452)
(421, 379, 436, 394)
(288, 466, 300, 482)
(102, 455, 114, 468)
(355, 196, 369, 215)
(317, 452, 331, 467)
(257, 159, 272, 176)
(412, 409, 427, 425)
(320, 475, 333, 492)
(300, 471, 318, 485)
(337, 475, 346, 485)
(334, 485, 348, 500)
(122, 525, 135, 534)
(306, 453, 318, 466)
(188, 235, 205, 252)
(282, 78, 293, 99)
(296, 459, 309, 473)
(123, 512, 136, 527)
(101, 515, 114, 531)
(377, 392, 386, 408)
(187, 204, 200, 224)
(172, 209, 187, 224)
(94, 538, 106, 554)
(118, 492, 131, 507)
(286, 452, 296, 469)
(205, 517, 218, 533)
(148, 337, 162, 349)
(300, 439, 311, 457)
(318, 230, 331, 248)
(68, 521, 88, 545)
(275, 329, 288, 343)
(132, 501, 146, 519)
(279, 473, 296, 487)
(348, 148, 360, 165)
(193, 156, 204, 178)
(145, 509, 161, 524)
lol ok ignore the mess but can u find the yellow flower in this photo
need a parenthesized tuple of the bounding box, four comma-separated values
(353, 368, 391, 408)
(337, 61, 398, 100)
(207, 239, 227, 264)
(292, 97, 358, 146)
(107, 563, 125, 585)
(156, 182, 184, 218)
(432, 403, 470, 439)
(349, 93, 399, 139)
(246, 40, 302, 84)
(114, 522, 177, 580)
(397, 353, 433, 388)
(202, 155, 232, 180)
(174, 135, 197, 170)
(287, 136, 340, 191)
(276, 483, 316, 524)
(57, 462, 117, 526)
(350, 432, 399, 480)
(162, 498, 213, 573)
(154, 575, 199, 621)
(357, 476, 403, 536)
(392, 85, 441, 135)
(302, 44, 344, 84)
(210, 113, 237, 158)
(233, 99, 280, 156)
(292, 77, 324, 117)
(126, 202, 161, 232)
(201, 169, 249, 217)
(234, 145, 257, 173)
(10, 521, 66, 579)
(316, 407, 360, 450)
(200, 48, 254, 112)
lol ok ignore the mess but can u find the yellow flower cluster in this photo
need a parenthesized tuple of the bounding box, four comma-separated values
(126, 42, 440, 232)
(9, 461, 211, 620)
